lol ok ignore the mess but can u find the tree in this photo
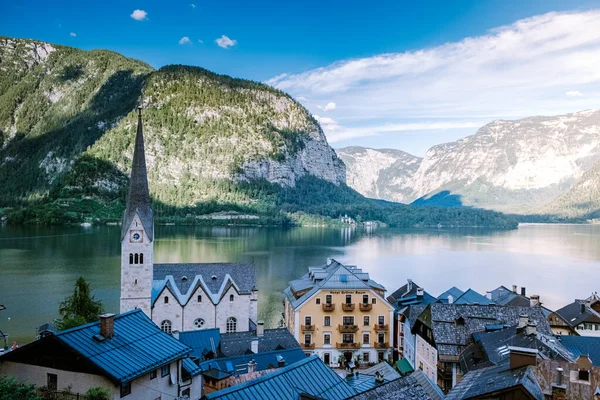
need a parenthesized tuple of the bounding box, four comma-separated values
(56, 277, 103, 330)
(85, 387, 111, 400)
(0, 377, 41, 400)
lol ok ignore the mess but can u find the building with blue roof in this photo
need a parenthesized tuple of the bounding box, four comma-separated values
(559, 335, 600, 366)
(0, 310, 201, 399)
(437, 287, 464, 304)
(453, 289, 491, 305)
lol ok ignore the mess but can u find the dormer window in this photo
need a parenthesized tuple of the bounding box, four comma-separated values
(455, 316, 465, 326)
(181, 276, 188, 282)
(211, 275, 217, 281)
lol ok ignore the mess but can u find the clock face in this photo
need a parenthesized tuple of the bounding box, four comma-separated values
(130, 230, 143, 243)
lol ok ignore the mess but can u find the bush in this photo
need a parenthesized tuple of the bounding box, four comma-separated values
(84, 387, 111, 400)
(0, 376, 41, 400)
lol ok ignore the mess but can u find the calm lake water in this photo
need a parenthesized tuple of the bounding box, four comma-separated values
(1, 223, 599, 344)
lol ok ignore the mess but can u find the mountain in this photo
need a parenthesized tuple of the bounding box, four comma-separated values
(342, 110, 600, 215)
(336, 147, 421, 203)
(0, 36, 517, 229)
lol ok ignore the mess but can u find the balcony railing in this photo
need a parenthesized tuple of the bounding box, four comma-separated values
(301, 324, 315, 332)
(373, 342, 389, 348)
(359, 303, 373, 312)
(322, 303, 335, 312)
(374, 324, 389, 331)
(301, 343, 315, 350)
(342, 303, 355, 311)
(338, 324, 359, 333)
(336, 342, 360, 349)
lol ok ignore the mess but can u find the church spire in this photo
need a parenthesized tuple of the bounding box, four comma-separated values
(121, 106, 153, 241)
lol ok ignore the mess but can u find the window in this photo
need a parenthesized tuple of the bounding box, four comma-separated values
(324, 333, 331, 345)
(305, 316, 312, 326)
(378, 352, 385, 362)
(161, 364, 170, 377)
(363, 295, 369, 304)
(346, 294, 352, 304)
(160, 320, 172, 333)
(47, 373, 57, 391)
(182, 388, 190, 398)
(139, 253, 143, 264)
(164, 296, 169, 304)
(226, 317, 237, 333)
(194, 318, 205, 329)
(150, 370, 157, 380)
(372, 298, 377, 304)
(363, 352, 370, 363)
(120, 382, 131, 397)
(129, 254, 133, 264)
(197, 295, 202, 302)
(343, 316, 355, 326)
(324, 353, 331, 365)
(326, 295, 332, 304)
(134, 254, 139, 264)
(579, 370, 590, 381)
(378, 316, 385, 325)
(364, 316, 370, 326)
(304, 334, 312, 345)
(316, 298, 321, 304)
(324, 316, 331, 326)
(230, 294, 234, 302)
(343, 333, 354, 343)
(378, 333, 385, 344)
(363, 333, 370, 344)
(419, 361, 423, 370)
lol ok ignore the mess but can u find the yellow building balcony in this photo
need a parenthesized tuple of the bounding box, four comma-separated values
(374, 324, 389, 331)
(301, 324, 315, 332)
(337, 324, 359, 333)
(359, 303, 372, 312)
(322, 303, 335, 312)
(373, 342, 389, 348)
(301, 343, 315, 350)
(336, 342, 360, 349)
(342, 303, 355, 312)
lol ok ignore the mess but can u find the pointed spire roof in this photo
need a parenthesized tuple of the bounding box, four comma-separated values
(121, 107, 153, 241)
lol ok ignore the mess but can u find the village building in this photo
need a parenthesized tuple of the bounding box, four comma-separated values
(347, 370, 444, 400)
(120, 108, 257, 333)
(0, 310, 200, 399)
(283, 259, 395, 367)
(555, 295, 600, 337)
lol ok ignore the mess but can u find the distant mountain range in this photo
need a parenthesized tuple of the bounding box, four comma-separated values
(338, 110, 600, 221)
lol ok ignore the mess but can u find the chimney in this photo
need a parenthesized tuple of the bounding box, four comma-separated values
(448, 295, 454, 304)
(375, 371, 385, 384)
(251, 338, 258, 354)
(525, 322, 537, 336)
(257, 320, 264, 337)
(416, 288, 424, 298)
(99, 314, 115, 339)
(530, 295, 540, 307)
(518, 315, 529, 329)
(509, 346, 537, 369)
(581, 303, 587, 313)
(277, 355, 285, 368)
(521, 287, 526, 297)
(247, 359, 256, 373)
(551, 368, 567, 400)
(486, 291, 492, 300)
(407, 279, 413, 294)
(326, 258, 333, 266)
(512, 285, 517, 294)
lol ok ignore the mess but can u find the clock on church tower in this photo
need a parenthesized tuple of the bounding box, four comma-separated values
(130, 230, 143, 243)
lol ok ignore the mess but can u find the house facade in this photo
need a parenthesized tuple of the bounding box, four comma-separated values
(283, 259, 395, 367)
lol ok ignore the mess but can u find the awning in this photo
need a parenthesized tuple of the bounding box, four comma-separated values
(396, 358, 414, 375)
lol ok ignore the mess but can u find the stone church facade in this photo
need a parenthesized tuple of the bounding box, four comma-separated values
(120, 108, 258, 333)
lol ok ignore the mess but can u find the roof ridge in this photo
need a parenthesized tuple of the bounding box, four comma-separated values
(54, 309, 142, 336)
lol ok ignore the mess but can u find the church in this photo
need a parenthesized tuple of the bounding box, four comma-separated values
(119, 107, 258, 334)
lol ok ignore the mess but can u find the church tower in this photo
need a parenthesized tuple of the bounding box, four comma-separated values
(120, 107, 154, 316)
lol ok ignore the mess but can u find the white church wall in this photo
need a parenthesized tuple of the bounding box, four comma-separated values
(216, 286, 252, 333)
(182, 285, 217, 331)
(152, 287, 183, 332)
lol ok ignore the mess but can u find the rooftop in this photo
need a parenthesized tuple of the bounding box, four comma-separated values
(220, 328, 300, 357)
(347, 370, 445, 400)
(437, 287, 464, 303)
(555, 300, 600, 328)
(559, 335, 600, 366)
(453, 289, 491, 305)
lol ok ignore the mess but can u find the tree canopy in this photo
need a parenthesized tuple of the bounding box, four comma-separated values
(56, 277, 103, 330)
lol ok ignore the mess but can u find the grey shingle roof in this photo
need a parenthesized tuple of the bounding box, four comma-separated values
(197, 348, 307, 377)
(219, 328, 300, 357)
(361, 362, 400, 382)
(121, 108, 153, 241)
(153, 263, 256, 305)
(555, 300, 600, 328)
(347, 370, 444, 400)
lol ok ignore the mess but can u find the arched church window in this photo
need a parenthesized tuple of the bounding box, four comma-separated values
(134, 254, 139, 264)
(226, 317, 237, 333)
(230, 294, 234, 302)
(160, 320, 172, 333)
(164, 296, 169, 304)
(139, 253, 143, 264)
(129, 254, 133, 264)
(194, 318, 205, 329)
(197, 295, 202, 303)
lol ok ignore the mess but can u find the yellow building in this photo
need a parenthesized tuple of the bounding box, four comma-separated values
(284, 259, 395, 367)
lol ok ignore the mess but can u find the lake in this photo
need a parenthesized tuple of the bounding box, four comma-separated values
(1, 223, 599, 344)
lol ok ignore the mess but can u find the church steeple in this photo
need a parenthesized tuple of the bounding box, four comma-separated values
(121, 106, 153, 241)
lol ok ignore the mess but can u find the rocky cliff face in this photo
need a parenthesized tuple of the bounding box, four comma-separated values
(342, 110, 600, 214)
(336, 147, 420, 203)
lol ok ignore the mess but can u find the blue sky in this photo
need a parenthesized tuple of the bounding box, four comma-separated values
(2, 0, 600, 155)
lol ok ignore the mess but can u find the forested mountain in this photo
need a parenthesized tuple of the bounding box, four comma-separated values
(0, 36, 517, 229)
(342, 110, 600, 219)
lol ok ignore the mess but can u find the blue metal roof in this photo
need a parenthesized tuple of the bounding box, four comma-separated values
(55, 309, 191, 383)
(204, 354, 358, 400)
(453, 289, 491, 305)
(179, 328, 221, 359)
(438, 286, 464, 302)
(197, 348, 307, 378)
(560, 336, 600, 366)
(345, 374, 388, 393)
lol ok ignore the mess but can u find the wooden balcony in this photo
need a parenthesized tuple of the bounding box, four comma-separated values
(301, 324, 315, 332)
(301, 343, 315, 350)
(373, 342, 389, 348)
(374, 324, 389, 331)
(337, 324, 359, 333)
(359, 303, 372, 312)
(322, 303, 335, 312)
(336, 342, 360, 349)
(342, 303, 355, 312)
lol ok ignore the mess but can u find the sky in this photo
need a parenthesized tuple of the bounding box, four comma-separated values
(2, 0, 600, 155)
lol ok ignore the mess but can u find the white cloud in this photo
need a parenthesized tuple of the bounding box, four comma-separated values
(130, 9, 147, 21)
(69, 32, 76, 37)
(216, 35, 237, 49)
(268, 10, 600, 145)
(179, 36, 191, 45)
(318, 102, 336, 111)
(296, 96, 307, 101)
(314, 115, 342, 132)
(566, 90, 583, 97)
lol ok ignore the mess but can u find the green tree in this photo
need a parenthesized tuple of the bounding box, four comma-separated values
(56, 277, 103, 330)
(0, 377, 41, 400)
(84, 387, 110, 400)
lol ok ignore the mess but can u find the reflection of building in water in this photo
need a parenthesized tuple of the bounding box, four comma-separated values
(120, 108, 257, 333)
